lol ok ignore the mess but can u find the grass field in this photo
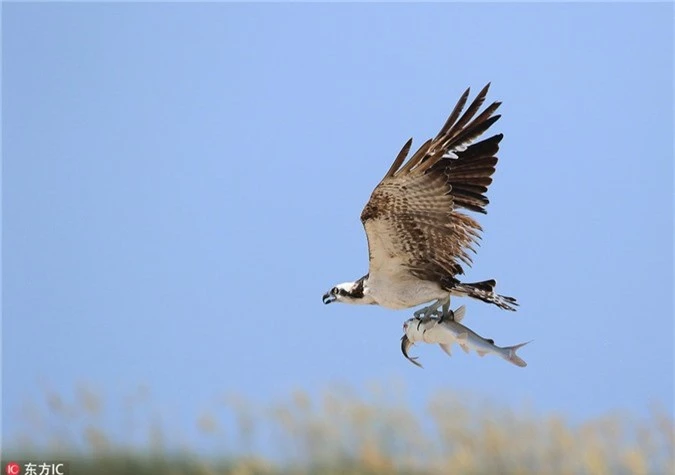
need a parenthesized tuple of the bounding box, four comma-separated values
(4, 383, 673, 474)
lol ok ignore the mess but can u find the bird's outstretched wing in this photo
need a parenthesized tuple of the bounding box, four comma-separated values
(360, 84, 503, 283)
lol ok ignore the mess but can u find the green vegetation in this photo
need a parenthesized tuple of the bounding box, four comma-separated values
(5, 383, 673, 474)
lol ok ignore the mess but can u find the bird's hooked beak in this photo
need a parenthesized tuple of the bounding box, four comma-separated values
(322, 292, 336, 304)
(400, 334, 422, 368)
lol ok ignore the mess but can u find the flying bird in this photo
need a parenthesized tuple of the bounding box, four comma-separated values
(322, 84, 517, 320)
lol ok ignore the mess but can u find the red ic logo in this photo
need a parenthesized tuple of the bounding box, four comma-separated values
(5, 463, 20, 475)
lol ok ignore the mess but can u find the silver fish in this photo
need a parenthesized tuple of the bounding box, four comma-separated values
(401, 305, 531, 368)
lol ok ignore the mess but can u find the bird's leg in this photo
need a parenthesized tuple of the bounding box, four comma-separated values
(413, 295, 450, 319)
(437, 296, 453, 324)
(413, 299, 443, 320)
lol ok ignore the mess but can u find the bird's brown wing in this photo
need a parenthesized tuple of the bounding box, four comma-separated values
(360, 84, 503, 283)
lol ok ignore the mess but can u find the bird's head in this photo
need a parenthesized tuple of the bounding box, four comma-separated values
(322, 279, 373, 305)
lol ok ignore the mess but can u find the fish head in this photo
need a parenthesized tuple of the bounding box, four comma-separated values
(403, 316, 437, 343)
(403, 317, 423, 343)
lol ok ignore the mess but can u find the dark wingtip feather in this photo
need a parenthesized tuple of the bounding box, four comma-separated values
(437, 87, 471, 138)
(382, 137, 413, 179)
(396, 138, 433, 176)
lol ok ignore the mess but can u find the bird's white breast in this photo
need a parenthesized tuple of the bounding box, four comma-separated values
(364, 271, 448, 310)
(363, 217, 448, 309)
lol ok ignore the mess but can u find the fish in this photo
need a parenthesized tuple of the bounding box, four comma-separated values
(401, 305, 531, 368)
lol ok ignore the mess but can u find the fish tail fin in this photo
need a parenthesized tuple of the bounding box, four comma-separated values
(453, 280, 518, 312)
(503, 340, 532, 367)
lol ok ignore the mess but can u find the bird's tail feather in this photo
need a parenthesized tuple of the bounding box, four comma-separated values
(453, 279, 518, 311)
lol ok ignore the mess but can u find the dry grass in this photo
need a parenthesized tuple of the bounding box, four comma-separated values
(5, 382, 673, 474)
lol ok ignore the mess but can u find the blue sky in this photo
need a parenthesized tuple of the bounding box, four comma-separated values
(2, 3, 673, 450)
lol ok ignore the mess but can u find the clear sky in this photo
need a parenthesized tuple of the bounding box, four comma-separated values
(2, 2, 673, 451)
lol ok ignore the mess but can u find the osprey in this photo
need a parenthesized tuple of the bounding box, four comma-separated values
(322, 84, 517, 320)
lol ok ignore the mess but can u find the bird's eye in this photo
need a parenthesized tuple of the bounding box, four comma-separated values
(331, 287, 338, 295)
